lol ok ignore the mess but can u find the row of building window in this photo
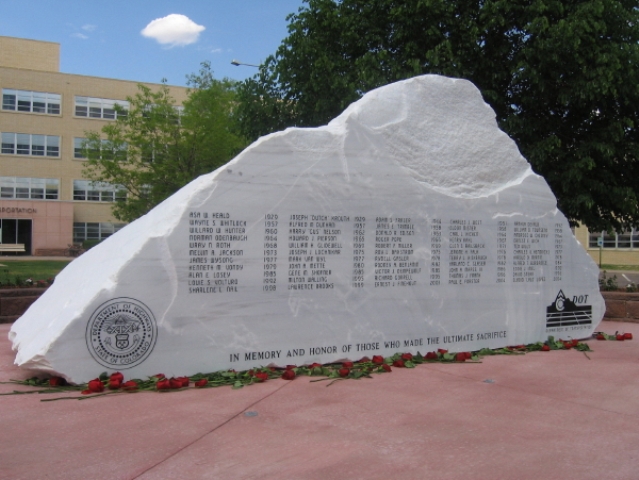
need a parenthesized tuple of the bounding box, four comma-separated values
(2, 89, 184, 123)
(73, 222, 126, 243)
(2, 89, 61, 114)
(1, 132, 59, 157)
(0, 133, 128, 160)
(2, 89, 128, 119)
(72, 180, 126, 202)
(74, 96, 129, 120)
(0, 177, 125, 202)
(0, 177, 59, 200)
(589, 230, 639, 249)
(73, 138, 127, 160)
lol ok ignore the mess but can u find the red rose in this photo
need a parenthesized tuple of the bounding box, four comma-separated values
(254, 372, 269, 382)
(596, 333, 606, 340)
(49, 376, 66, 387)
(194, 379, 208, 387)
(308, 363, 322, 369)
(381, 364, 392, 372)
(437, 349, 448, 354)
(372, 355, 384, 365)
(624, 333, 633, 340)
(616, 334, 625, 341)
(176, 376, 190, 387)
(108, 379, 122, 390)
(247, 369, 254, 376)
(154, 373, 165, 379)
(122, 380, 138, 391)
(563, 342, 572, 349)
(462, 352, 472, 360)
(343, 361, 354, 368)
(88, 378, 104, 393)
(455, 352, 466, 362)
(169, 378, 183, 389)
(358, 356, 371, 363)
(156, 378, 171, 390)
(425, 352, 438, 360)
(110, 372, 124, 383)
(338, 368, 350, 377)
(401, 353, 413, 361)
(392, 359, 405, 368)
(281, 369, 296, 380)
(541, 344, 550, 351)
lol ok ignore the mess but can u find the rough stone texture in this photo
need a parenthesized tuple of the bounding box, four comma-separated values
(9, 75, 604, 383)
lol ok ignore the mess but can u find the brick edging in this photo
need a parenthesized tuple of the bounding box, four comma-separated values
(0, 287, 48, 324)
(602, 291, 639, 322)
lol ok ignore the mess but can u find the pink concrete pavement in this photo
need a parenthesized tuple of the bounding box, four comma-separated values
(1, 321, 639, 480)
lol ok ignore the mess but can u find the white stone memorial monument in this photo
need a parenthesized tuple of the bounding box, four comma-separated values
(9, 75, 604, 383)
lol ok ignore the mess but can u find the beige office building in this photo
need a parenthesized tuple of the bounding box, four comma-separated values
(0, 36, 188, 255)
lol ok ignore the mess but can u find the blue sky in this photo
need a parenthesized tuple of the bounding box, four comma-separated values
(0, 0, 306, 86)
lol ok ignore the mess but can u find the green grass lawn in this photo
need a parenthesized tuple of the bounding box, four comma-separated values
(600, 264, 639, 271)
(0, 259, 71, 286)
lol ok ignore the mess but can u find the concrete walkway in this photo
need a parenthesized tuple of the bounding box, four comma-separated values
(1, 320, 639, 480)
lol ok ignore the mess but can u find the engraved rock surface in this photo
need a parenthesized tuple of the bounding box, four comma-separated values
(9, 75, 604, 383)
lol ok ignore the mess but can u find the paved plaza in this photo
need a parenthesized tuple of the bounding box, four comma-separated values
(1, 320, 638, 479)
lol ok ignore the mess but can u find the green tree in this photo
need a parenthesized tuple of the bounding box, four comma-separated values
(237, 0, 639, 232)
(83, 63, 246, 222)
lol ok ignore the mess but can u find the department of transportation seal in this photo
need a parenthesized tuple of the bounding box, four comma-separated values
(86, 298, 157, 369)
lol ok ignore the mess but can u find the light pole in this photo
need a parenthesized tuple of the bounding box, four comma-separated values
(231, 59, 260, 68)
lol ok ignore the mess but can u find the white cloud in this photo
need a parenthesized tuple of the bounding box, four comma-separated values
(141, 14, 205, 47)
(72, 33, 88, 40)
(82, 24, 96, 32)
(211, 48, 222, 54)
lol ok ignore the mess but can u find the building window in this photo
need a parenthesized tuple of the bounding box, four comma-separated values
(2, 89, 61, 115)
(73, 222, 125, 243)
(0, 177, 59, 200)
(74, 96, 128, 120)
(74, 138, 126, 160)
(589, 229, 639, 249)
(1, 132, 60, 157)
(74, 137, 86, 158)
(73, 180, 126, 202)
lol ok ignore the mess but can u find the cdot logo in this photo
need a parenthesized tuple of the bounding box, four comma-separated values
(546, 290, 592, 328)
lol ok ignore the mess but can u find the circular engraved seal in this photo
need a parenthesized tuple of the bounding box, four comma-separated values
(86, 298, 158, 369)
